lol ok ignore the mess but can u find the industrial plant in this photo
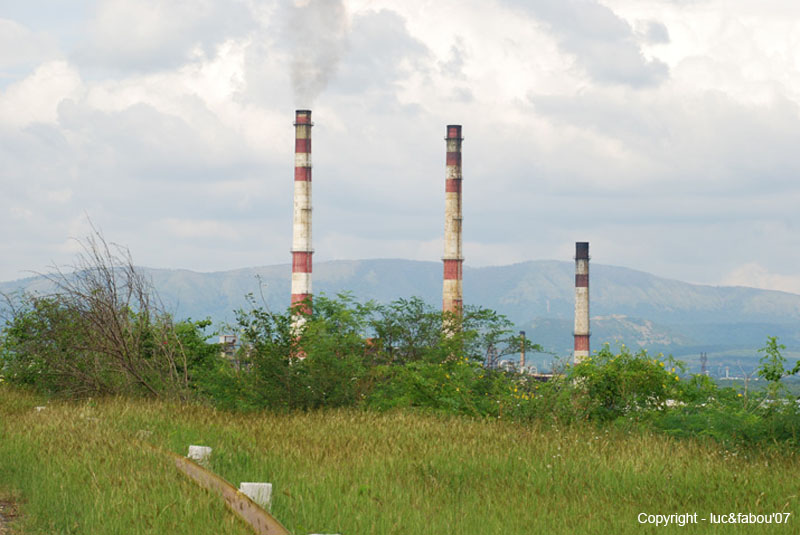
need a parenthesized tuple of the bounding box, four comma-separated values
(574, 242, 590, 363)
(290, 109, 314, 319)
(286, 110, 591, 367)
(442, 124, 464, 318)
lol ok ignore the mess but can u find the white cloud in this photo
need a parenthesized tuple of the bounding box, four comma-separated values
(721, 263, 800, 295)
(44, 188, 73, 203)
(602, 0, 800, 107)
(1, 0, 800, 294)
(162, 218, 242, 240)
(76, 0, 254, 72)
(317, 232, 441, 263)
(0, 61, 82, 127)
(0, 18, 60, 70)
(9, 206, 34, 222)
(499, 0, 668, 87)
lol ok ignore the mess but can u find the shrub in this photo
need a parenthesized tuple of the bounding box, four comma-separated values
(0, 230, 220, 398)
(229, 292, 533, 412)
(230, 293, 375, 410)
(365, 357, 513, 416)
(562, 344, 684, 421)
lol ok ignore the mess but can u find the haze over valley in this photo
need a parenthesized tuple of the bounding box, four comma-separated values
(4, 258, 798, 374)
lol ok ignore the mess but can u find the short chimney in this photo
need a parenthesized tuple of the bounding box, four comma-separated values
(573, 242, 590, 363)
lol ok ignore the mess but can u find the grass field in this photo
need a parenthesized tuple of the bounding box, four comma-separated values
(1, 386, 799, 534)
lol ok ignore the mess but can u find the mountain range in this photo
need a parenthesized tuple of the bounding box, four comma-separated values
(3, 259, 799, 374)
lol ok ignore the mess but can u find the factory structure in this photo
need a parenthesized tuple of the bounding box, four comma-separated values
(442, 125, 464, 318)
(290, 109, 314, 322)
(573, 242, 591, 363)
(286, 110, 591, 366)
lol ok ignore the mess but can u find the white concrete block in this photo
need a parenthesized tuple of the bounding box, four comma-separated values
(239, 482, 272, 510)
(187, 445, 212, 465)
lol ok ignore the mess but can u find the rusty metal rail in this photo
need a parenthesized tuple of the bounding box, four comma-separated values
(151, 444, 290, 535)
(0, 497, 20, 535)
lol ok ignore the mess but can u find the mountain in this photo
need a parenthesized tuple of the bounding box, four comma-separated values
(3, 259, 799, 372)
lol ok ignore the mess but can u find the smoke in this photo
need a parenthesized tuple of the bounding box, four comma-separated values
(288, 0, 349, 105)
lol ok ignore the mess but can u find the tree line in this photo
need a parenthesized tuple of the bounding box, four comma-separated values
(3, 230, 800, 449)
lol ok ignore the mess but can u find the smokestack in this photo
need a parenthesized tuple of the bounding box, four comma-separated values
(291, 110, 313, 316)
(573, 242, 590, 363)
(519, 330, 526, 370)
(443, 125, 464, 317)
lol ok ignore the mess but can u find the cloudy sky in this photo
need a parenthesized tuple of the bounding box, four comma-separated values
(3, 0, 800, 293)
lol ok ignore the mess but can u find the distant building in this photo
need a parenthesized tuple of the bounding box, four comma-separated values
(498, 359, 517, 373)
(219, 335, 238, 360)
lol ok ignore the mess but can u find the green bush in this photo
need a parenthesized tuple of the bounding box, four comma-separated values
(225, 292, 532, 412)
(0, 294, 226, 399)
(645, 336, 800, 449)
(561, 344, 684, 421)
(227, 293, 376, 410)
(0, 230, 230, 399)
(1, 294, 96, 394)
(365, 357, 514, 416)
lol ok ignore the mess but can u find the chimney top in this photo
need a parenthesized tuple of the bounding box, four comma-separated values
(294, 109, 312, 125)
(446, 125, 463, 140)
(575, 242, 589, 260)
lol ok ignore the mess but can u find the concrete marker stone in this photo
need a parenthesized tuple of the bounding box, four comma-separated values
(239, 482, 272, 510)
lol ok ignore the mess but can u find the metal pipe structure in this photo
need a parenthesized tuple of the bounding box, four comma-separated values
(291, 109, 313, 318)
(443, 125, 464, 318)
(519, 330, 526, 370)
(573, 242, 590, 363)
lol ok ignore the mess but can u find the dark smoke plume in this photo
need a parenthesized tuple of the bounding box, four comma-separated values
(288, 0, 349, 105)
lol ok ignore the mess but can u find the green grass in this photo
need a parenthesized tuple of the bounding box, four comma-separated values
(1, 386, 799, 534)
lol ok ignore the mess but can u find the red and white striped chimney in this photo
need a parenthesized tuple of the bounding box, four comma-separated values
(443, 125, 463, 317)
(573, 242, 590, 363)
(291, 109, 313, 316)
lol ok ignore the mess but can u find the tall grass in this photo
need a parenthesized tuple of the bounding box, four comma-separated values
(1, 386, 799, 534)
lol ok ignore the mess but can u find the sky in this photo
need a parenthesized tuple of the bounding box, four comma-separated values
(2, 0, 800, 293)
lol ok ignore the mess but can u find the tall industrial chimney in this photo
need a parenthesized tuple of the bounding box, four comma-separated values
(291, 109, 313, 317)
(573, 242, 590, 363)
(443, 125, 464, 317)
